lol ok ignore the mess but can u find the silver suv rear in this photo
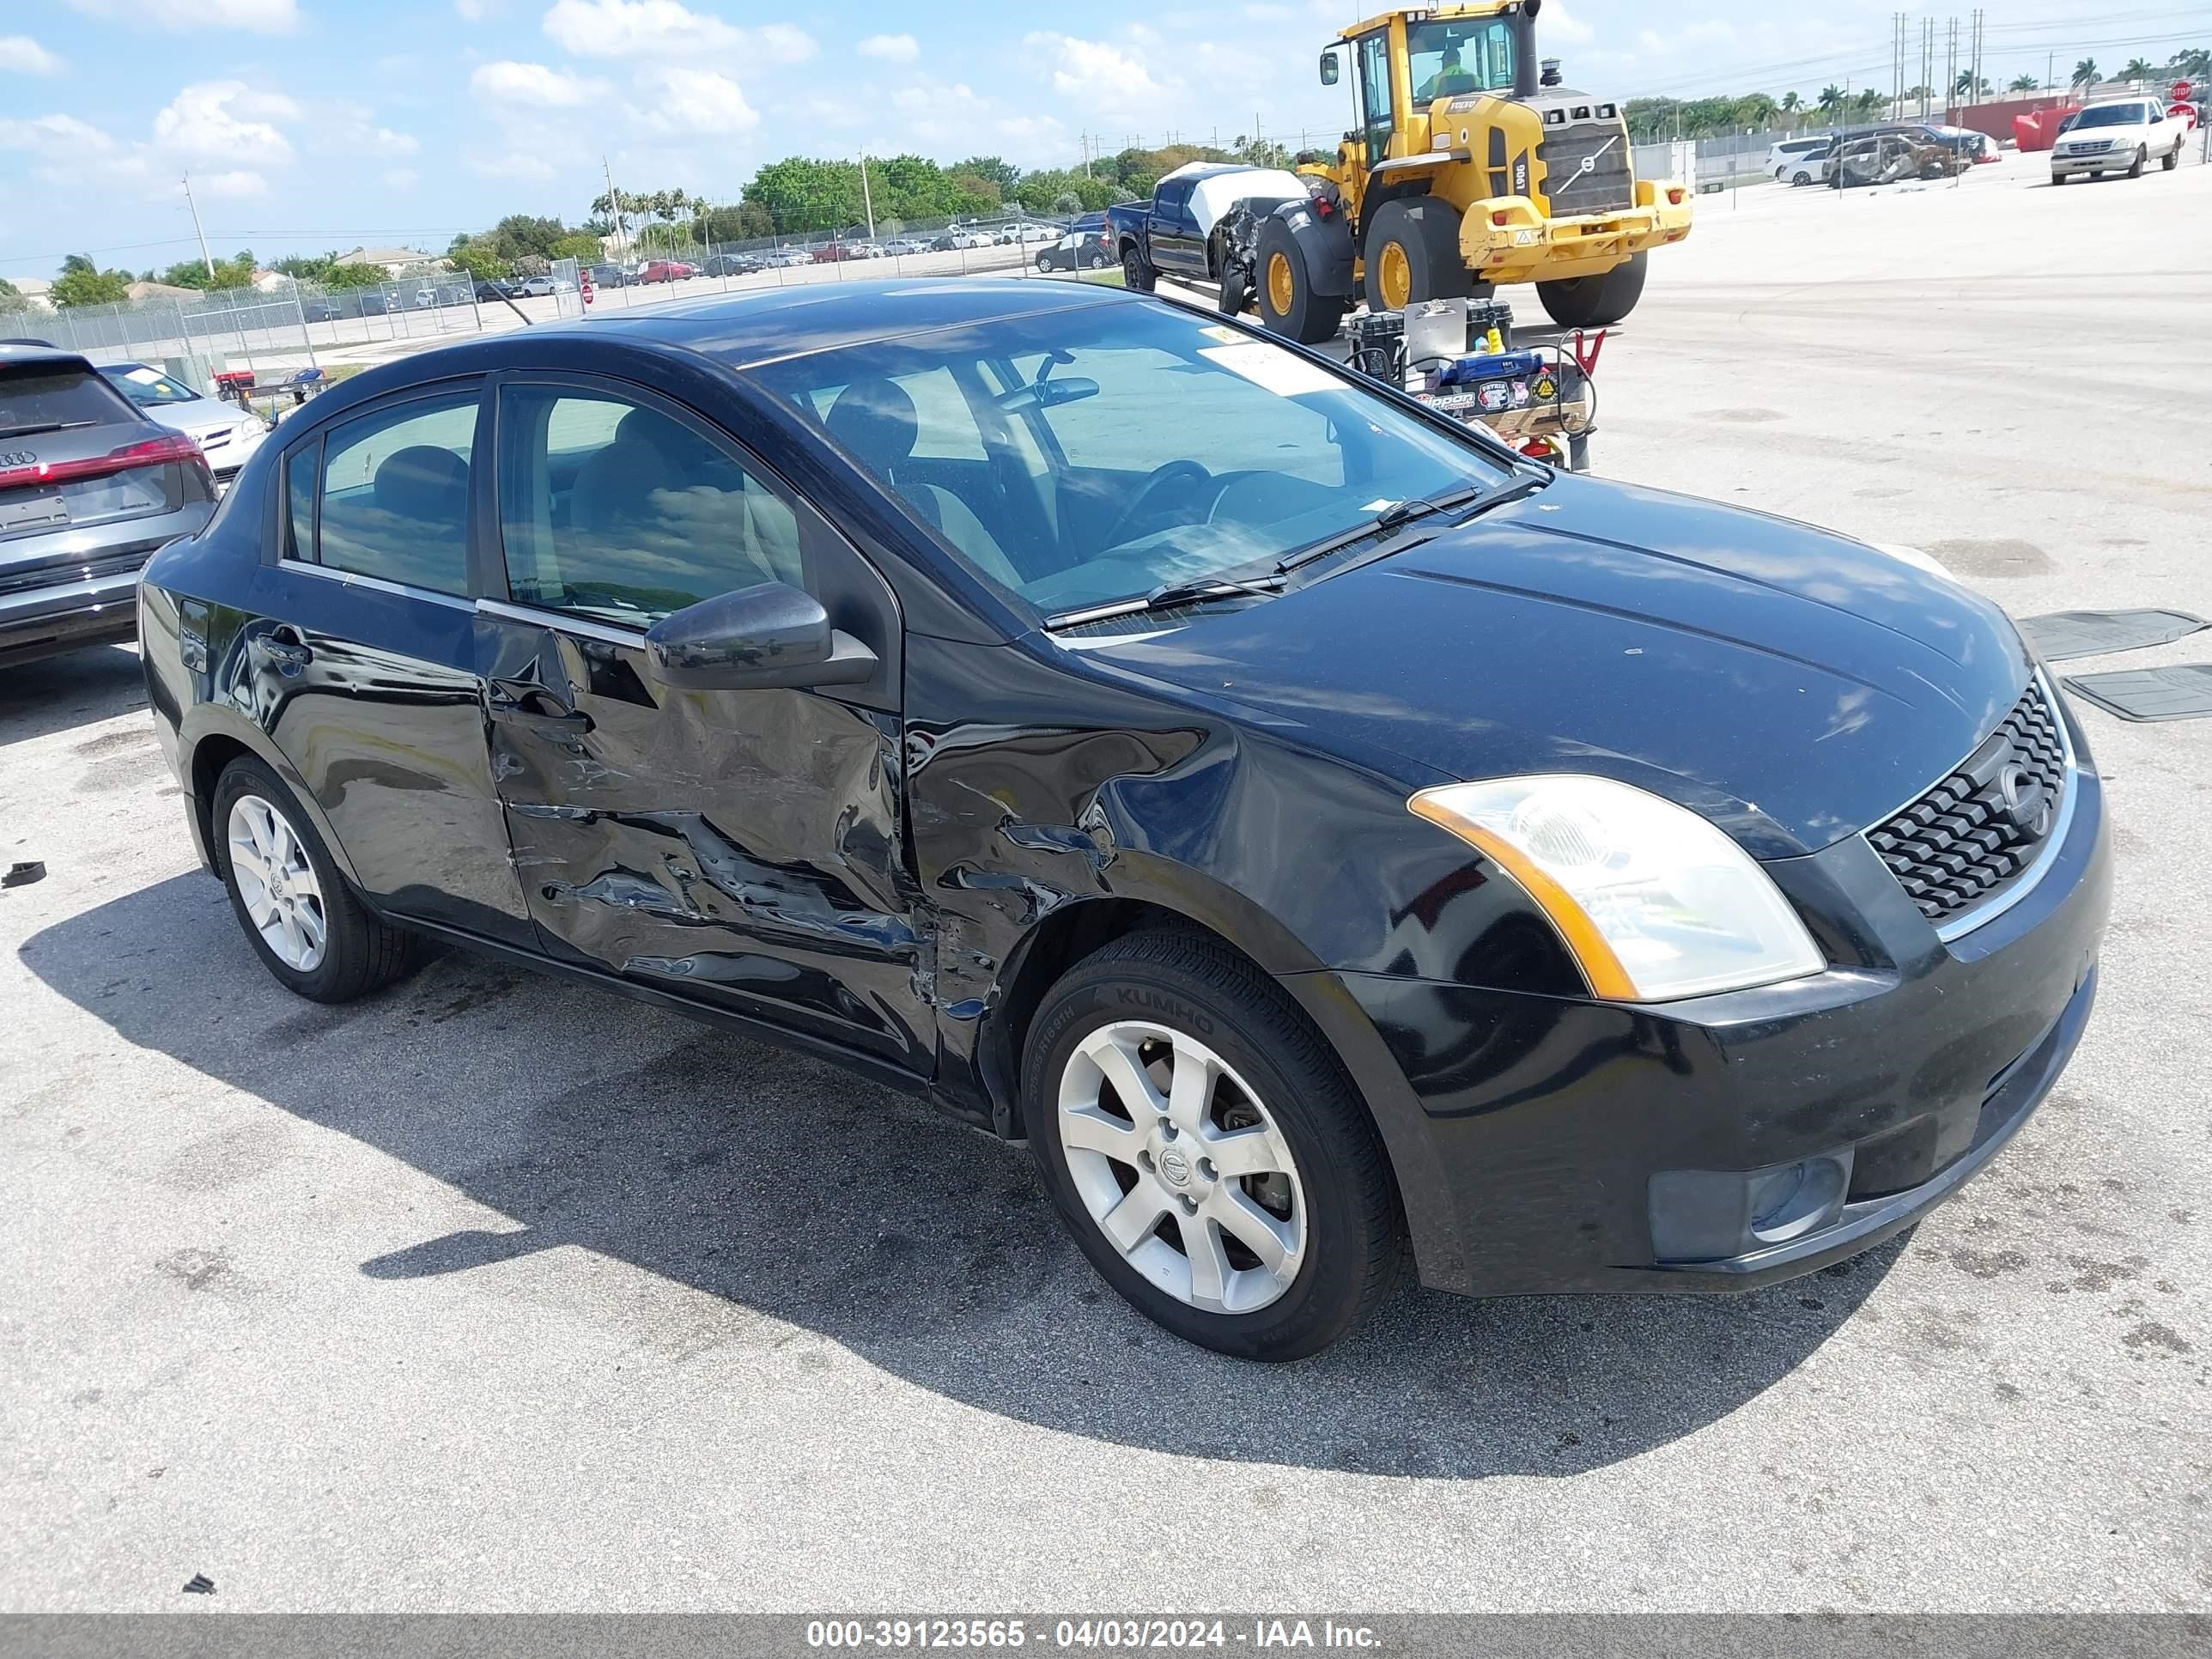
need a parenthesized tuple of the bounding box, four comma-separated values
(2, 343, 216, 670)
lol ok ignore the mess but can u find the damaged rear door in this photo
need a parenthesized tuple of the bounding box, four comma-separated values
(475, 374, 928, 1070)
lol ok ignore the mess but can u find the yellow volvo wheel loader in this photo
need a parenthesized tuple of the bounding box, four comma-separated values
(1253, 0, 1694, 344)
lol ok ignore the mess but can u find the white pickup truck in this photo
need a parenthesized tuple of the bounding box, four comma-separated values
(2051, 98, 2190, 182)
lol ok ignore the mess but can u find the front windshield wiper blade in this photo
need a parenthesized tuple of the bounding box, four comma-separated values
(1275, 471, 1547, 579)
(0, 420, 98, 440)
(1045, 572, 1286, 631)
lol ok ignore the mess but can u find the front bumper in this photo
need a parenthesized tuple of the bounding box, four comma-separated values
(2051, 146, 2134, 175)
(1462, 181, 1695, 283)
(1323, 739, 2112, 1298)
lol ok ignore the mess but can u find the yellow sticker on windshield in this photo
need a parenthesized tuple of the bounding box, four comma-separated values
(1199, 325, 1243, 343)
(1198, 343, 1342, 397)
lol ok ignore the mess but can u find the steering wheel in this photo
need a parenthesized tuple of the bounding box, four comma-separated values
(1100, 460, 1212, 550)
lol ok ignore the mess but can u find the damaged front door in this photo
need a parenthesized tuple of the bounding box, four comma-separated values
(476, 376, 928, 1070)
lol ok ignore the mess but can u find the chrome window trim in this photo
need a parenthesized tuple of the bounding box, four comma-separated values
(284, 558, 473, 611)
(476, 596, 646, 649)
(1926, 669, 2080, 943)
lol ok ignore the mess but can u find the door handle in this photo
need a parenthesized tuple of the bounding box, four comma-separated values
(488, 693, 594, 735)
(255, 627, 313, 670)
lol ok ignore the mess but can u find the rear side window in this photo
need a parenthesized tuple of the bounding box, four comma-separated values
(299, 392, 477, 593)
(1, 362, 137, 435)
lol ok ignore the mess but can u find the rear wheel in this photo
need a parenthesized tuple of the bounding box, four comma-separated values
(212, 757, 419, 1003)
(1085, 248, 1109, 270)
(1536, 251, 1650, 329)
(1024, 930, 1401, 1360)
(1121, 244, 1157, 293)
(2164, 142, 2181, 171)
(1361, 197, 1471, 313)
(1255, 217, 1346, 346)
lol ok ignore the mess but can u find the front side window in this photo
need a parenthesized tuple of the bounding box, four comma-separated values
(307, 392, 477, 593)
(1408, 17, 1515, 103)
(495, 386, 803, 629)
(755, 303, 1509, 619)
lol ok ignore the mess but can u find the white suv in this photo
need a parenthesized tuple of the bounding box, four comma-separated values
(2051, 99, 2187, 181)
(1768, 137, 1833, 185)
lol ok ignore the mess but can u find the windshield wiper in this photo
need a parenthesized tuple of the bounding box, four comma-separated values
(0, 420, 97, 440)
(1046, 572, 1286, 631)
(1275, 471, 1548, 579)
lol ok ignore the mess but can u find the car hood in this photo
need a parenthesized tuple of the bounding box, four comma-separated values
(138, 399, 249, 438)
(1094, 475, 2033, 860)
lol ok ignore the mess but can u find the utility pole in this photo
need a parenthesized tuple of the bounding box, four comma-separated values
(602, 156, 627, 263)
(1970, 9, 1984, 106)
(1893, 11, 1905, 119)
(858, 147, 875, 239)
(1944, 18, 1960, 119)
(1923, 19, 1936, 120)
(2047, 50, 2055, 91)
(181, 173, 215, 278)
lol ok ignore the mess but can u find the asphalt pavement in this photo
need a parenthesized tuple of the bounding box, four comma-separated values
(2, 152, 2208, 1613)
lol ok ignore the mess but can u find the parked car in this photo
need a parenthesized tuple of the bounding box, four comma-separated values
(877, 238, 929, 257)
(1108, 163, 1310, 297)
(812, 242, 884, 263)
(2051, 98, 2189, 181)
(1768, 136, 1834, 184)
(1036, 220, 1114, 272)
(472, 279, 516, 302)
(2, 343, 215, 668)
(586, 264, 634, 289)
(95, 361, 270, 487)
(763, 246, 814, 268)
(702, 252, 762, 276)
(301, 299, 343, 323)
(507, 275, 561, 298)
(137, 281, 2110, 1360)
(637, 260, 697, 283)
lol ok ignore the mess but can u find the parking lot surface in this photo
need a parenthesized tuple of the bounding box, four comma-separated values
(3, 155, 2209, 1613)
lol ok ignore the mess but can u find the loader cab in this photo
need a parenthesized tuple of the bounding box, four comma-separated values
(1324, 4, 1543, 199)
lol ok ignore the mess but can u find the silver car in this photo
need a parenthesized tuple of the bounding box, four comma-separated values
(98, 362, 270, 487)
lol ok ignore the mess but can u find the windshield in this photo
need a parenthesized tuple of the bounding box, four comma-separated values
(752, 303, 1511, 618)
(1407, 16, 1516, 102)
(103, 365, 204, 407)
(2070, 104, 2154, 129)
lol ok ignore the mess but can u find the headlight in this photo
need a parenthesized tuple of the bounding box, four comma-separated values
(1408, 775, 1826, 1002)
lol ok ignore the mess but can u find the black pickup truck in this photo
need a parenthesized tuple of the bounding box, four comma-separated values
(1105, 164, 1308, 300)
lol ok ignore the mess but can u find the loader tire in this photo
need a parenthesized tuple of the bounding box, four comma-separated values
(1537, 252, 1650, 330)
(1361, 197, 1472, 313)
(1255, 218, 1345, 346)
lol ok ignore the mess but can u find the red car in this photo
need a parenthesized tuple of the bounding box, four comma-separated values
(636, 260, 696, 283)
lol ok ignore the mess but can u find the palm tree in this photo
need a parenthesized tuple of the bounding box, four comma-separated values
(2008, 73, 2040, 92)
(2072, 58, 2100, 89)
(1817, 83, 1844, 118)
(2172, 47, 2211, 80)
(2123, 57, 2156, 82)
(1851, 88, 1886, 118)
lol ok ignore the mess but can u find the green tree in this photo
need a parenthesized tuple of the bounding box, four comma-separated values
(1816, 84, 1845, 117)
(698, 202, 774, 243)
(2124, 58, 2156, 82)
(317, 261, 388, 290)
(1779, 90, 1802, 119)
(51, 255, 130, 307)
(743, 156, 866, 232)
(447, 241, 510, 280)
(2171, 48, 2211, 80)
(486, 214, 569, 262)
(270, 252, 337, 278)
(2008, 73, 2041, 92)
(1952, 71, 1990, 99)
(548, 231, 607, 263)
(1851, 88, 1886, 118)
(1231, 133, 1294, 168)
(0, 277, 28, 315)
(2072, 58, 2100, 88)
(950, 155, 1020, 192)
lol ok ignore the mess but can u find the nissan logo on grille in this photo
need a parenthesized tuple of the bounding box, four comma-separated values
(1992, 758, 2055, 838)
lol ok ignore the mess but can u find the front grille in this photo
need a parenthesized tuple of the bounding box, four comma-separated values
(1539, 124, 1635, 215)
(1867, 681, 2069, 925)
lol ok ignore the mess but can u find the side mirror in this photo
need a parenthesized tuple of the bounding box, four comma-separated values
(644, 580, 878, 691)
(1320, 51, 1340, 87)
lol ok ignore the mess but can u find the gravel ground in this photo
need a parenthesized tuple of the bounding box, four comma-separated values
(2, 152, 2208, 1614)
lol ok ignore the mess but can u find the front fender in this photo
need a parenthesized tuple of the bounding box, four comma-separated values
(1268, 198, 1356, 298)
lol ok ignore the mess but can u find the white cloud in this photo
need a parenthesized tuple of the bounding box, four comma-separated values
(470, 150, 558, 180)
(0, 35, 63, 75)
(1025, 33, 1173, 118)
(634, 67, 757, 135)
(859, 33, 918, 63)
(371, 127, 419, 155)
(471, 59, 608, 106)
(453, 0, 501, 19)
(151, 82, 296, 166)
(384, 167, 420, 189)
(0, 113, 117, 157)
(542, 0, 812, 64)
(198, 168, 268, 198)
(69, 0, 298, 31)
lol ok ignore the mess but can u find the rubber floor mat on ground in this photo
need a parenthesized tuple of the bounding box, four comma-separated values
(2063, 665, 2212, 723)
(2016, 609, 2209, 661)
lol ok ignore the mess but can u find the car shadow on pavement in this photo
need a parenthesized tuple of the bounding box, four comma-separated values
(0, 646, 148, 747)
(21, 871, 1901, 1480)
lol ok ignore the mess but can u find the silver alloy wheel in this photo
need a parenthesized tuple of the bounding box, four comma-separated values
(1057, 1021, 1307, 1315)
(226, 793, 328, 972)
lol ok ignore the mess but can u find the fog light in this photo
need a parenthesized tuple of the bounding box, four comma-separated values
(1650, 1150, 1854, 1264)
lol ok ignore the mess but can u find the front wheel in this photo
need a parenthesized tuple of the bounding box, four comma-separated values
(1537, 252, 1650, 329)
(1024, 930, 1402, 1360)
(1254, 217, 1346, 346)
(1035, 252, 1051, 271)
(1793, 169, 1814, 186)
(212, 757, 420, 1002)
(2128, 146, 2148, 179)
(1218, 265, 1249, 316)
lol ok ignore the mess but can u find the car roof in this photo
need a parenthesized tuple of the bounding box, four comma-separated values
(563, 276, 1133, 368)
(0, 341, 94, 371)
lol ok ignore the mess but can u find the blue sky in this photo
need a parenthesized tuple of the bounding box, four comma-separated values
(3, 1, 2205, 279)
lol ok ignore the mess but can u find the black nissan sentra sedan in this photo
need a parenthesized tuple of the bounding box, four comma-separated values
(137, 280, 2109, 1360)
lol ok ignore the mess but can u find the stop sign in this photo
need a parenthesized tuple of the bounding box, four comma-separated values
(2173, 80, 2194, 100)
(579, 270, 594, 308)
